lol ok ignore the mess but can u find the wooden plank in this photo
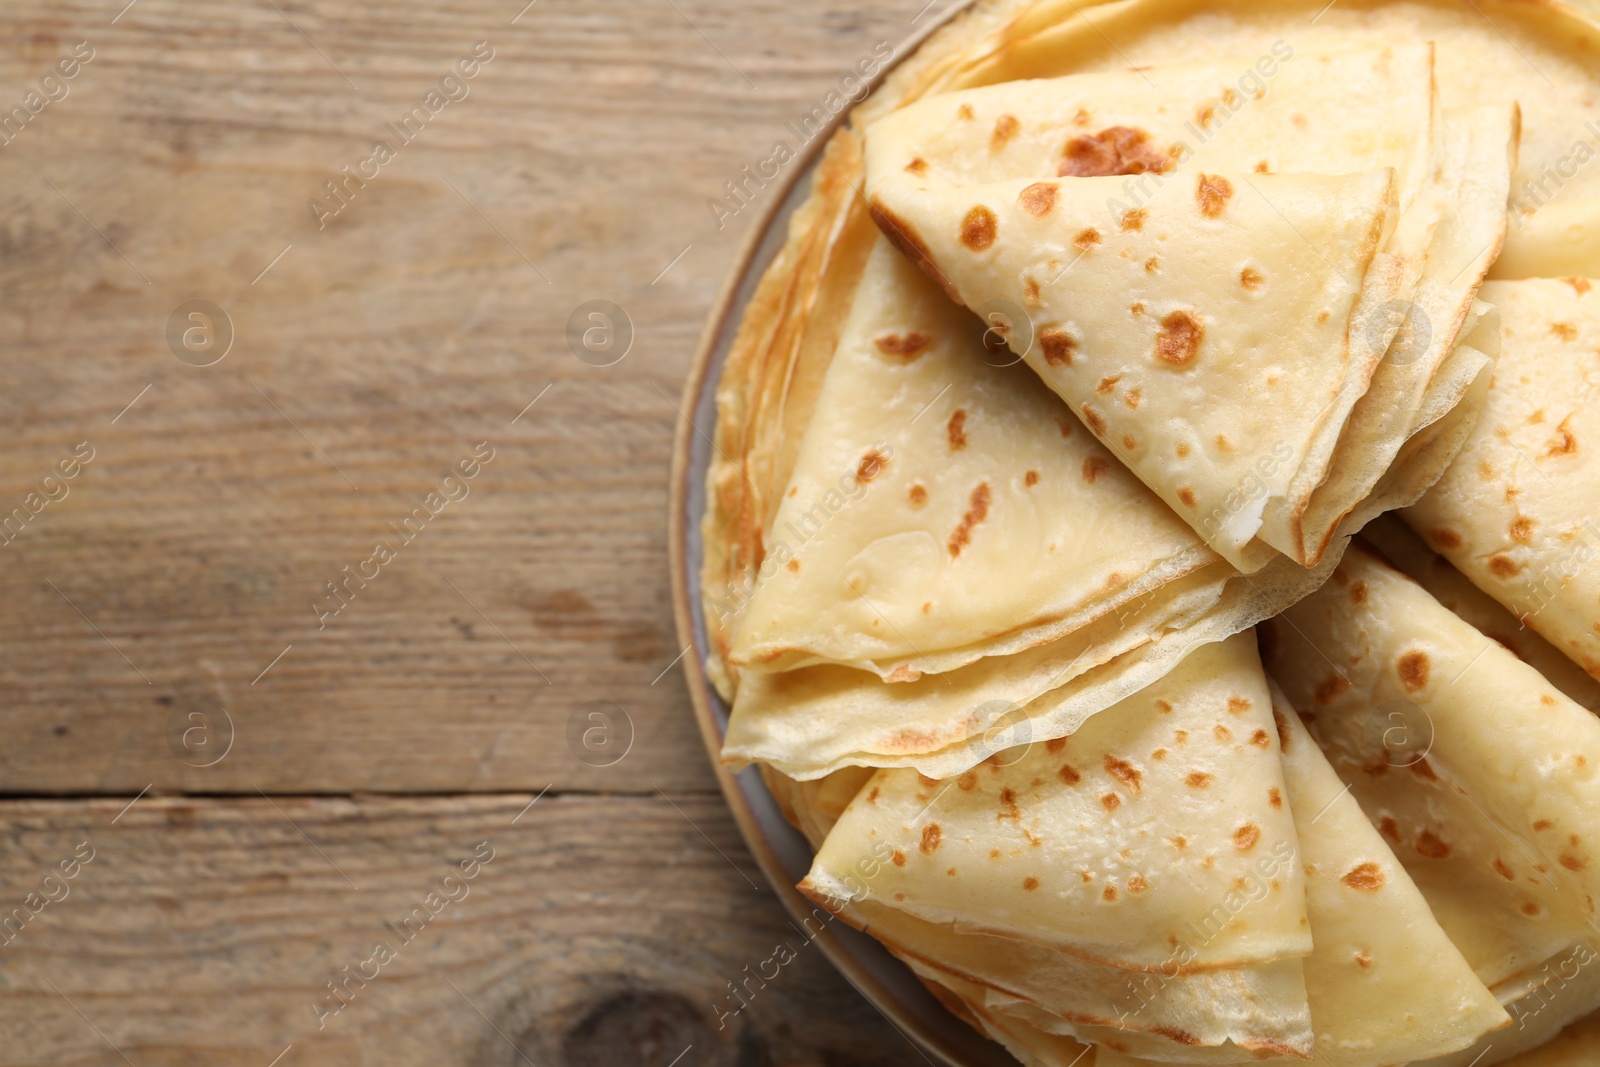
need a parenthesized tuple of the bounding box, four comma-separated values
(0, 793, 914, 1065)
(0, 0, 917, 793)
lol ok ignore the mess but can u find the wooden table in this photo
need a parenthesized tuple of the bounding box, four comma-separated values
(0, 1, 935, 1062)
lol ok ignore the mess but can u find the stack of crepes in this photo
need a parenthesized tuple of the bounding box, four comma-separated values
(709, 43, 1516, 782)
(694, 0, 1600, 1063)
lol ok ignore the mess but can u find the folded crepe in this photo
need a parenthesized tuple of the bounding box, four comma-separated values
(722, 241, 1341, 780)
(800, 633, 1307, 970)
(1404, 278, 1600, 684)
(1361, 514, 1600, 713)
(861, 46, 1516, 569)
(1262, 544, 1600, 1019)
(1084, 684, 1504, 1067)
(868, 159, 1398, 572)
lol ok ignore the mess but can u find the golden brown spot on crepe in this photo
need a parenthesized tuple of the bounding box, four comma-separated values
(891, 850, 906, 867)
(1101, 793, 1121, 812)
(1074, 227, 1101, 250)
(999, 786, 1018, 813)
(1022, 276, 1041, 305)
(1097, 374, 1121, 394)
(947, 482, 991, 558)
(904, 156, 929, 175)
(785, 559, 799, 573)
(1377, 818, 1400, 842)
(1151, 748, 1168, 761)
(908, 483, 927, 507)
(856, 449, 888, 483)
(957, 103, 974, 121)
(921, 824, 942, 855)
(1535, 819, 1554, 831)
(1040, 329, 1076, 367)
(947, 410, 968, 450)
(1511, 516, 1535, 542)
(1272, 710, 1292, 752)
(1059, 764, 1081, 786)
(1529, 409, 1548, 425)
(1022, 875, 1039, 891)
(1024, 469, 1039, 487)
(1229, 697, 1252, 715)
(1315, 673, 1350, 705)
(1079, 456, 1112, 486)
(960, 205, 997, 251)
(867, 787, 880, 804)
(1252, 729, 1271, 748)
(1197, 174, 1234, 218)
(1175, 729, 1189, 745)
(1144, 255, 1160, 273)
(1082, 405, 1106, 436)
(1565, 277, 1593, 295)
(1121, 208, 1147, 232)
(990, 113, 1020, 151)
(1102, 883, 1118, 901)
(1542, 694, 1558, 707)
(1494, 858, 1515, 880)
(1522, 901, 1543, 917)
(874, 332, 931, 359)
(1154, 699, 1173, 715)
(1240, 267, 1264, 290)
(957, 772, 978, 791)
(1489, 554, 1521, 579)
(1343, 863, 1384, 890)
(1397, 650, 1430, 692)
(1046, 737, 1067, 754)
(1479, 460, 1496, 480)
(1103, 755, 1143, 794)
(1186, 771, 1213, 789)
(1234, 824, 1261, 851)
(1562, 853, 1588, 871)
(1546, 415, 1578, 457)
(1553, 322, 1579, 341)
(1316, 310, 1330, 324)
(946, 867, 956, 876)
(1416, 830, 1451, 859)
(1254, 160, 1271, 173)
(1059, 126, 1172, 177)
(1173, 442, 1191, 460)
(1177, 487, 1196, 508)
(1428, 528, 1463, 550)
(1268, 786, 1282, 809)
(1018, 181, 1057, 217)
(1410, 758, 1439, 782)
(1154, 310, 1203, 367)
(1129, 874, 1149, 893)
(1347, 580, 1371, 605)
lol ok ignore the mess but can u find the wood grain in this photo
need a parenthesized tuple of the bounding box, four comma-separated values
(0, 1, 946, 1063)
(0, 0, 926, 794)
(0, 793, 911, 1066)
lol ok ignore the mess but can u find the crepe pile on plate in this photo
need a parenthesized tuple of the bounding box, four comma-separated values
(693, 0, 1600, 1064)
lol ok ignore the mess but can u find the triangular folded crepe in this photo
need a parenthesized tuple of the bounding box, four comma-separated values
(1361, 515, 1600, 713)
(1404, 278, 1600, 683)
(729, 237, 1217, 679)
(800, 632, 1308, 971)
(861, 46, 1515, 569)
(866, 163, 1397, 572)
(1262, 543, 1600, 1005)
(721, 243, 1341, 780)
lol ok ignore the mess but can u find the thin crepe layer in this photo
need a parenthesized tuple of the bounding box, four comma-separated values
(1361, 515, 1600, 713)
(727, 538, 1339, 780)
(1262, 544, 1600, 1002)
(868, 161, 1398, 571)
(730, 238, 1217, 678)
(800, 633, 1309, 972)
(1405, 278, 1600, 683)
